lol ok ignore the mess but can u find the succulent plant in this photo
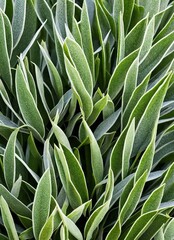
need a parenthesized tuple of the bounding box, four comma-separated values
(0, 0, 174, 239)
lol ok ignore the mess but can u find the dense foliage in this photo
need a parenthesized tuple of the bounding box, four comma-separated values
(0, 0, 174, 239)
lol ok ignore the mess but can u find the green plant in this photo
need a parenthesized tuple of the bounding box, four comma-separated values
(0, 0, 174, 239)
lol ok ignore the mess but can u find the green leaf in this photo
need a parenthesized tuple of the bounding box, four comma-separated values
(62, 145, 88, 201)
(108, 49, 138, 100)
(12, 0, 26, 47)
(94, 109, 121, 140)
(164, 218, 174, 240)
(68, 200, 92, 223)
(80, 0, 94, 78)
(125, 17, 147, 56)
(34, 63, 50, 115)
(123, 0, 135, 32)
(3, 129, 18, 190)
(142, 185, 165, 214)
(122, 119, 135, 179)
(0, 0, 6, 11)
(15, 65, 45, 138)
(122, 74, 150, 129)
(161, 163, 174, 201)
(55, 144, 88, 204)
(43, 139, 57, 198)
(110, 126, 128, 179)
(0, 196, 19, 240)
(155, 15, 174, 43)
(117, 11, 125, 63)
(64, 38, 93, 95)
(39, 43, 63, 99)
(135, 128, 156, 181)
(87, 95, 108, 126)
(83, 119, 104, 184)
(139, 214, 169, 240)
(120, 171, 147, 224)
(139, 0, 160, 19)
(0, 10, 12, 90)
(138, 31, 174, 83)
(52, 122, 71, 151)
(54, 145, 82, 208)
(139, 16, 155, 61)
(3, 10, 13, 57)
(55, 0, 67, 38)
(64, 54, 93, 118)
(72, 18, 82, 46)
(11, 175, 22, 198)
(113, 0, 124, 35)
(153, 140, 174, 168)
(124, 211, 158, 240)
(122, 57, 139, 111)
(35, 0, 53, 38)
(19, 227, 33, 240)
(39, 212, 55, 240)
(32, 169, 52, 240)
(106, 220, 121, 240)
(0, 184, 31, 218)
(84, 169, 114, 240)
(56, 202, 83, 240)
(131, 73, 171, 156)
(11, 0, 37, 66)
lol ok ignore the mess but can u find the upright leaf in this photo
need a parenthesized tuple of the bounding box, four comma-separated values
(132, 73, 171, 156)
(142, 185, 165, 213)
(83, 119, 104, 184)
(125, 17, 147, 56)
(0, 10, 12, 90)
(84, 169, 114, 240)
(15, 66, 45, 138)
(64, 55, 93, 118)
(0, 196, 19, 240)
(80, 0, 94, 78)
(108, 50, 138, 100)
(12, 0, 26, 47)
(64, 38, 93, 95)
(3, 129, 18, 190)
(32, 170, 52, 240)
(122, 119, 135, 179)
(138, 31, 174, 83)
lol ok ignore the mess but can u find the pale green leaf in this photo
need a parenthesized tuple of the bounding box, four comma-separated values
(32, 169, 52, 240)
(83, 119, 104, 184)
(0, 184, 31, 218)
(108, 49, 138, 100)
(80, 0, 94, 78)
(124, 211, 158, 240)
(122, 57, 139, 111)
(64, 54, 93, 118)
(64, 37, 93, 95)
(122, 119, 135, 179)
(125, 17, 147, 56)
(0, 196, 19, 240)
(84, 169, 114, 240)
(138, 31, 174, 83)
(132, 73, 171, 156)
(142, 185, 165, 214)
(139, 214, 169, 240)
(120, 171, 147, 224)
(4, 129, 18, 190)
(12, 0, 26, 47)
(0, 10, 12, 90)
(39, 43, 63, 99)
(15, 66, 45, 138)
(164, 218, 174, 240)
